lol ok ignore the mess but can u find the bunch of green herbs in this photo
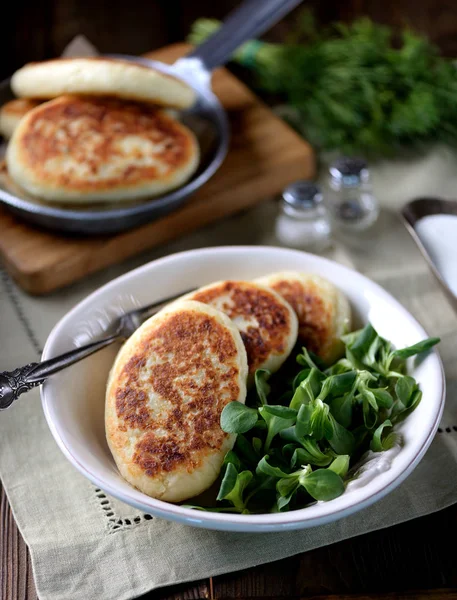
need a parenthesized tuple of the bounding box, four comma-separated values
(188, 12, 457, 156)
(184, 324, 439, 514)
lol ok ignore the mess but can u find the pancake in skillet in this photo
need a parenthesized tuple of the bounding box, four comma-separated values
(0, 99, 43, 139)
(6, 95, 199, 204)
(181, 281, 298, 380)
(255, 271, 351, 364)
(11, 57, 196, 109)
(0, 160, 28, 203)
(105, 300, 248, 502)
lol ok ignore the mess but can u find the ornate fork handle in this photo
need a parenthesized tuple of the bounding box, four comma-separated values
(0, 364, 43, 410)
(0, 333, 119, 411)
(0, 288, 194, 411)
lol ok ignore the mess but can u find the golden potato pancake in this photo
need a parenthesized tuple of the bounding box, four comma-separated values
(256, 271, 351, 364)
(6, 96, 199, 204)
(105, 300, 248, 503)
(11, 57, 195, 109)
(181, 281, 298, 380)
(0, 99, 43, 139)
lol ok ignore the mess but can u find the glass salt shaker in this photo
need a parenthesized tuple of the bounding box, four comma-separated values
(326, 157, 379, 231)
(274, 181, 332, 252)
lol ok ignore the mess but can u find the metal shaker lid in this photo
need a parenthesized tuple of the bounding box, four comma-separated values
(330, 157, 369, 186)
(282, 181, 323, 210)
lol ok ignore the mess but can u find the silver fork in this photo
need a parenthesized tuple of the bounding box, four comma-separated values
(0, 288, 194, 410)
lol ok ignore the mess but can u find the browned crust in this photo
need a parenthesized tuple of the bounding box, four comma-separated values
(16, 96, 196, 192)
(111, 309, 241, 478)
(268, 279, 333, 357)
(1, 98, 43, 116)
(189, 281, 293, 375)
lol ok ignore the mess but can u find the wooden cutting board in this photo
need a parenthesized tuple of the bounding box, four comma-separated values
(0, 43, 315, 295)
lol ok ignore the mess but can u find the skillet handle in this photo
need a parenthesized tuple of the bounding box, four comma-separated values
(185, 0, 303, 72)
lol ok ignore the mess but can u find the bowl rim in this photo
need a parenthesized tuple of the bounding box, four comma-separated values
(41, 245, 445, 532)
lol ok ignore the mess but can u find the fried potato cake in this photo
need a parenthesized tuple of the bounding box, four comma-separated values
(6, 95, 199, 204)
(181, 281, 298, 380)
(105, 300, 248, 502)
(11, 57, 196, 109)
(0, 98, 43, 139)
(255, 271, 351, 364)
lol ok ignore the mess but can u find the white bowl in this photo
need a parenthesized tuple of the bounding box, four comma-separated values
(41, 246, 445, 532)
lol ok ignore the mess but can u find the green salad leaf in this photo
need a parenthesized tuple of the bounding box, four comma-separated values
(300, 469, 345, 501)
(235, 434, 260, 467)
(328, 455, 350, 477)
(370, 419, 397, 452)
(393, 338, 441, 360)
(289, 368, 325, 409)
(186, 323, 439, 515)
(222, 450, 242, 471)
(291, 443, 333, 468)
(395, 376, 417, 407)
(255, 369, 272, 405)
(330, 394, 353, 428)
(217, 464, 253, 511)
(259, 405, 297, 452)
(221, 402, 258, 434)
(326, 414, 355, 455)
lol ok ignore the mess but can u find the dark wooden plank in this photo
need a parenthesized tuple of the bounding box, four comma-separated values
(209, 593, 457, 600)
(141, 580, 210, 600)
(0, 481, 38, 600)
(51, 0, 169, 59)
(0, 0, 53, 80)
(4, 0, 457, 79)
(212, 505, 457, 598)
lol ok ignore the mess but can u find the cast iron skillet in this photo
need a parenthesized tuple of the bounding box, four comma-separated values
(0, 0, 302, 234)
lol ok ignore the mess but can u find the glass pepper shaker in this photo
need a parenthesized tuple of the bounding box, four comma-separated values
(274, 181, 332, 252)
(326, 157, 379, 231)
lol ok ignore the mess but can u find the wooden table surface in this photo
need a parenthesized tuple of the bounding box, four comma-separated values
(2, 478, 457, 599)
